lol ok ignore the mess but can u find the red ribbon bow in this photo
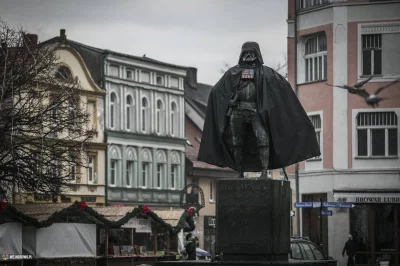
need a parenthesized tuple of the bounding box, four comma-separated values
(0, 200, 7, 210)
(78, 201, 87, 210)
(186, 208, 193, 216)
(142, 205, 150, 214)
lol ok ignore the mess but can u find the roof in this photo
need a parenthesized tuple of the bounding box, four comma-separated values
(1, 202, 194, 234)
(92, 207, 184, 226)
(42, 35, 190, 88)
(184, 82, 213, 119)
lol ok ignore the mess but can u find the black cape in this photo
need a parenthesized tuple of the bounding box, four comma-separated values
(197, 65, 321, 171)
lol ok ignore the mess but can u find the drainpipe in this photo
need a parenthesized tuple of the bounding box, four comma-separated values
(293, 5, 301, 237)
(101, 52, 109, 206)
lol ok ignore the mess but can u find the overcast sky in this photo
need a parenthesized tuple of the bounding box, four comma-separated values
(0, 0, 288, 85)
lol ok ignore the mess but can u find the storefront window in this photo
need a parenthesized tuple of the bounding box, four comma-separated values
(350, 204, 399, 265)
(374, 205, 395, 262)
(350, 204, 371, 264)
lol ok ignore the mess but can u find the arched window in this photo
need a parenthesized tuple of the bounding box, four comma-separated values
(109, 146, 122, 187)
(125, 147, 137, 188)
(55, 66, 73, 82)
(110, 93, 117, 128)
(156, 100, 163, 134)
(170, 151, 181, 190)
(171, 102, 177, 136)
(141, 97, 149, 132)
(141, 148, 152, 188)
(156, 150, 167, 189)
(126, 95, 133, 130)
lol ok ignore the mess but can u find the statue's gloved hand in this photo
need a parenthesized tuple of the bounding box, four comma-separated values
(228, 100, 237, 107)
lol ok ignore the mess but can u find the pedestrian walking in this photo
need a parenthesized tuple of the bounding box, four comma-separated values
(342, 234, 357, 266)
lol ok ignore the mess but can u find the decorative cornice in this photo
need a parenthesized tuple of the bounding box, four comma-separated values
(361, 22, 400, 34)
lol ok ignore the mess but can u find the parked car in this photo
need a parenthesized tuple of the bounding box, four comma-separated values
(290, 236, 336, 264)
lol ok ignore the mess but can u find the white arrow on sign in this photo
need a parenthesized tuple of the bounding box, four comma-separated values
(290, 210, 295, 217)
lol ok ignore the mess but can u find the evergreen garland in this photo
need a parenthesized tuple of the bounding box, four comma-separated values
(0, 201, 195, 234)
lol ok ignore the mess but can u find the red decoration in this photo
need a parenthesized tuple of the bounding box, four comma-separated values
(142, 205, 150, 214)
(186, 208, 193, 216)
(78, 201, 87, 210)
(0, 200, 7, 210)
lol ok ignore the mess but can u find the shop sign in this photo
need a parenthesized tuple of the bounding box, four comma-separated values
(121, 217, 152, 233)
(204, 216, 216, 229)
(334, 195, 400, 204)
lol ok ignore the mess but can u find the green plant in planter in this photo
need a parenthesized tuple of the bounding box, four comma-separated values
(376, 253, 391, 264)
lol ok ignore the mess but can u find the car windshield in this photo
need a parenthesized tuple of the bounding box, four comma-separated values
(290, 243, 302, 259)
(300, 243, 316, 260)
(310, 243, 325, 260)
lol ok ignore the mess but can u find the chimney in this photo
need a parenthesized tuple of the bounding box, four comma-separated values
(60, 29, 67, 42)
(23, 34, 38, 47)
(185, 67, 198, 88)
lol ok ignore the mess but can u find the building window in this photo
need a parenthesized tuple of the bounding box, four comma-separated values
(170, 77, 179, 88)
(309, 115, 322, 159)
(88, 155, 94, 184)
(171, 165, 177, 189)
(362, 34, 382, 76)
(109, 65, 119, 77)
(141, 97, 149, 132)
(156, 100, 163, 134)
(70, 155, 77, 182)
(142, 162, 148, 188)
(209, 180, 214, 201)
(68, 100, 78, 130)
(110, 160, 117, 186)
(126, 95, 133, 130)
(171, 102, 177, 136)
(305, 34, 327, 82)
(141, 71, 150, 83)
(126, 161, 133, 187)
(297, 0, 330, 10)
(55, 66, 73, 82)
(156, 164, 163, 188)
(156, 75, 164, 86)
(356, 112, 398, 157)
(51, 157, 58, 180)
(110, 93, 116, 128)
(126, 69, 134, 80)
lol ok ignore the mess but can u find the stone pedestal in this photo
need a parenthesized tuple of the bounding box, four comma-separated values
(216, 178, 291, 262)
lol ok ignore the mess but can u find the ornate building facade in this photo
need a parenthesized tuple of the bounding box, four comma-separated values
(103, 52, 187, 207)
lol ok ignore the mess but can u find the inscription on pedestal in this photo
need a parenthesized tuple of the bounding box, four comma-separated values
(216, 179, 290, 261)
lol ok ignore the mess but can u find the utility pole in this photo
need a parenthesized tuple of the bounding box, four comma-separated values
(293, 3, 300, 237)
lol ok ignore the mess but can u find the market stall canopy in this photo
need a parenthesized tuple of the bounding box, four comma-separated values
(0, 201, 195, 234)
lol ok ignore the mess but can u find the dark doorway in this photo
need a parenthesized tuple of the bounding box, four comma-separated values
(350, 204, 399, 266)
(302, 193, 329, 254)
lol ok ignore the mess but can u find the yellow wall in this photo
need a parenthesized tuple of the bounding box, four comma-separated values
(54, 48, 106, 204)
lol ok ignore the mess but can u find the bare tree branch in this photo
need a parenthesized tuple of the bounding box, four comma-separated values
(0, 20, 94, 202)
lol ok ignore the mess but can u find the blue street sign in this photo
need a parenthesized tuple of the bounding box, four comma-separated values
(321, 210, 333, 216)
(294, 202, 312, 208)
(312, 202, 321, 208)
(322, 202, 355, 208)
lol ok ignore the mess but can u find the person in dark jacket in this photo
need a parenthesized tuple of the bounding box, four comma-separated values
(185, 234, 197, 261)
(342, 234, 357, 266)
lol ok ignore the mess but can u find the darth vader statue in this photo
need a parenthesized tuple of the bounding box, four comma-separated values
(198, 42, 320, 178)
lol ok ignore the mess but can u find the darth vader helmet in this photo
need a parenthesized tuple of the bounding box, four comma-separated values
(238, 41, 264, 66)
